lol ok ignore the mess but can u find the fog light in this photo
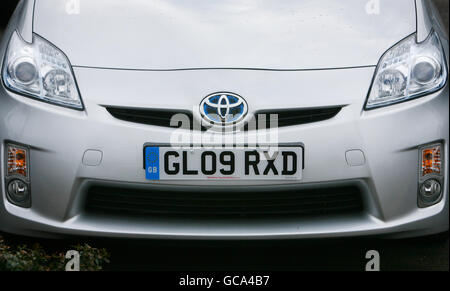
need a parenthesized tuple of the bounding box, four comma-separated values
(7, 180, 29, 203)
(5, 143, 31, 208)
(419, 179, 442, 206)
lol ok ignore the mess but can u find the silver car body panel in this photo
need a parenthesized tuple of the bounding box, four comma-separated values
(14, 0, 35, 43)
(416, 0, 448, 42)
(3, 0, 35, 44)
(0, 0, 448, 239)
(33, 0, 417, 70)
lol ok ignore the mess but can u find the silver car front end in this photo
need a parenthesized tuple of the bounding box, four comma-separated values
(0, 0, 448, 239)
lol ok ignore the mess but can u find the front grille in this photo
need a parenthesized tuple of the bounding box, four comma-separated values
(85, 185, 363, 218)
(106, 107, 195, 129)
(106, 106, 342, 130)
(251, 107, 342, 129)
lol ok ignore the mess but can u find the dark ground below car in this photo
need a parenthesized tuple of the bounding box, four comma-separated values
(106, 234, 450, 271)
(0, 0, 449, 272)
(1, 232, 448, 271)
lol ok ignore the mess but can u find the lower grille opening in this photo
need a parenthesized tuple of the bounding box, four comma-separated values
(85, 185, 364, 219)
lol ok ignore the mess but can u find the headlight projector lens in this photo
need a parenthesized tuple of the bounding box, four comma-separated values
(412, 57, 440, 85)
(12, 58, 38, 85)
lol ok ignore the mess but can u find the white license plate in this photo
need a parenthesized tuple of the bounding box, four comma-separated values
(144, 145, 303, 180)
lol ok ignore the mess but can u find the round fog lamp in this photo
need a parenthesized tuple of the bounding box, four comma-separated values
(420, 179, 442, 205)
(7, 179, 29, 203)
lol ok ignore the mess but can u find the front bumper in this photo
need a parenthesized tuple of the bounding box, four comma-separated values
(0, 65, 449, 239)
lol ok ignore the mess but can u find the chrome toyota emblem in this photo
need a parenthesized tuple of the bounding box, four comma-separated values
(200, 92, 248, 125)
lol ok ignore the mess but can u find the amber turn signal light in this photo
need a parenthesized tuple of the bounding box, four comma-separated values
(421, 145, 441, 177)
(7, 144, 29, 179)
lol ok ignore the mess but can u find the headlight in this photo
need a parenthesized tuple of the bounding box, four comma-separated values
(366, 30, 447, 109)
(2, 31, 83, 110)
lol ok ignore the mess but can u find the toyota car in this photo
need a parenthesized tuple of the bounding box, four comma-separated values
(0, 0, 448, 239)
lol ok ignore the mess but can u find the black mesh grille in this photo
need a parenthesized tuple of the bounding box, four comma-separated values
(106, 106, 342, 130)
(106, 107, 195, 129)
(251, 107, 342, 129)
(85, 185, 363, 218)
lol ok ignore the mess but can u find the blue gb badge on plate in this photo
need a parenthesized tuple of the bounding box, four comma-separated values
(145, 147, 160, 180)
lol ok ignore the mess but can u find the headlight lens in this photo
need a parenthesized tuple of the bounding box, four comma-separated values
(366, 30, 447, 109)
(2, 31, 83, 109)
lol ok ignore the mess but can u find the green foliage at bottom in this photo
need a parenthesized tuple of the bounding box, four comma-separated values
(0, 235, 110, 271)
